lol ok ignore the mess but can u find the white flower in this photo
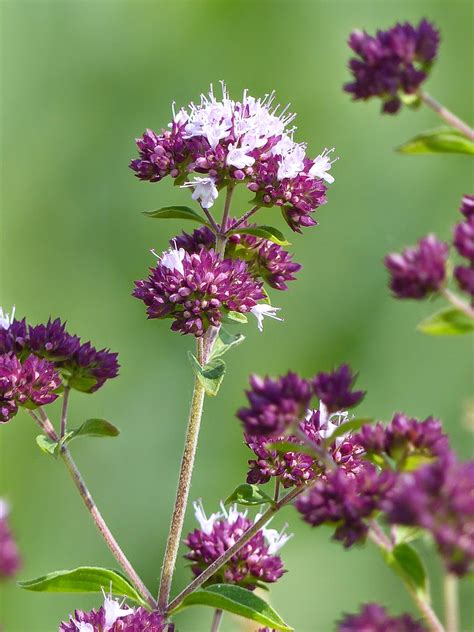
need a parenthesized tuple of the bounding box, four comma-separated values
(250, 304, 283, 332)
(181, 176, 219, 209)
(309, 147, 337, 184)
(254, 514, 293, 554)
(152, 243, 186, 276)
(220, 502, 247, 525)
(72, 621, 94, 632)
(276, 141, 306, 180)
(193, 500, 223, 535)
(102, 590, 134, 630)
(226, 143, 255, 169)
(306, 403, 351, 443)
(0, 498, 10, 520)
(0, 305, 15, 330)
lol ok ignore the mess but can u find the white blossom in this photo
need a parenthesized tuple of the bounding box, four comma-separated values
(254, 514, 293, 554)
(250, 304, 283, 332)
(102, 591, 134, 630)
(309, 147, 337, 184)
(193, 500, 223, 535)
(72, 622, 94, 632)
(0, 305, 15, 330)
(181, 176, 219, 209)
(226, 143, 255, 169)
(0, 498, 10, 520)
(152, 243, 186, 276)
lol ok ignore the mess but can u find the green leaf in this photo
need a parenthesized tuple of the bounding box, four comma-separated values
(397, 126, 474, 156)
(386, 544, 428, 597)
(402, 454, 436, 472)
(323, 418, 374, 447)
(36, 435, 59, 457)
(418, 307, 474, 336)
(225, 484, 276, 508)
(223, 311, 248, 324)
(188, 353, 226, 397)
(210, 330, 245, 360)
(18, 566, 149, 608)
(394, 526, 424, 545)
(170, 584, 293, 630)
(143, 205, 208, 225)
(67, 375, 98, 393)
(228, 225, 290, 246)
(70, 418, 120, 441)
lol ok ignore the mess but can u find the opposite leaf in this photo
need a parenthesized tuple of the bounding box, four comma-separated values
(228, 225, 290, 246)
(225, 483, 276, 508)
(18, 566, 149, 609)
(210, 330, 246, 360)
(418, 307, 474, 336)
(397, 126, 474, 156)
(188, 353, 226, 396)
(170, 583, 293, 631)
(143, 205, 208, 225)
(69, 418, 120, 441)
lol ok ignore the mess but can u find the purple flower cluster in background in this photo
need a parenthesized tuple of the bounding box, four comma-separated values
(386, 451, 474, 576)
(344, 19, 440, 114)
(130, 84, 335, 232)
(0, 310, 119, 410)
(453, 194, 474, 296)
(184, 502, 289, 589)
(338, 603, 427, 631)
(0, 499, 21, 579)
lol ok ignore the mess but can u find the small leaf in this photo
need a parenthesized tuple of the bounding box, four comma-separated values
(225, 484, 276, 508)
(223, 311, 248, 324)
(228, 225, 290, 246)
(67, 375, 98, 393)
(188, 353, 226, 397)
(36, 435, 59, 457)
(70, 418, 120, 440)
(143, 206, 208, 225)
(323, 418, 374, 447)
(387, 544, 428, 596)
(210, 330, 245, 360)
(395, 526, 424, 545)
(418, 307, 474, 336)
(170, 583, 293, 630)
(18, 566, 149, 608)
(397, 126, 474, 156)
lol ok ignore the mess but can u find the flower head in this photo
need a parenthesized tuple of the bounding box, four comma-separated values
(453, 215, 474, 262)
(454, 265, 474, 297)
(344, 19, 440, 114)
(133, 247, 265, 337)
(250, 304, 283, 332)
(460, 194, 474, 218)
(59, 597, 166, 631)
(184, 501, 288, 589)
(0, 499, 21, 579)
(338, 604, 427, 631)
(181, 176, 219, 209)
(385, 452, 474, 576)
(313, 364, 365, 413)
(385, 235, 448, 299)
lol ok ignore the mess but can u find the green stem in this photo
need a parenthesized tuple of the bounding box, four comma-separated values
(210, 609, 223, 632)
(60, 386, 70, 438)
(443, 574, 459, 632)
(441, 288, 474, 320)
(420, 91, 474, 141)
(227, 205, 260, 233)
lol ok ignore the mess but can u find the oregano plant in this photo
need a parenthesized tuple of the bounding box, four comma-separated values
(1, 16, 473, 632)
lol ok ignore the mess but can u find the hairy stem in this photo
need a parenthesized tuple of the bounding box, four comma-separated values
(443, 574, 459, 632)
(440, 288, 474, 320)
(227, 205, 261, 232)
(210, 609, 223, 632)
(420, 92, 474, 141)
(60, 386, 70, 438)
(28, 409, 57, 441)
(368, 525, 445, 632)
(167, 485, 305, 613)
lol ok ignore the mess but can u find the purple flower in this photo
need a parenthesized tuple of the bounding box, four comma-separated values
(386, 452, 474, 576)
(60, 595, 166, 631)
(0, 354, 21, 423)
(344, 19, 440, 114)
(245, 434, 316, 488)
(237, 372, 313, 437)
(63, 342, 120, 393)
(313, 364, 365, 413)
(0, 500, 21, 579)
(296, 464, 395, 547)
(338, 604, 427, 631)
(453, 215, 474, 262)
(385, 235, 449, 299)
(134, 245, 265, 337)
(28, 318, 81, 361)
(460, 194, 474, 218)
(184, 501, 289, 589)
(0, 311, 28, 356)
(454, 265, 474, 297)
(355, 413, 449, 466)
(130, 84, 335, 223)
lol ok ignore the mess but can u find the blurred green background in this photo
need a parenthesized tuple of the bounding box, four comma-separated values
(1, 0, 473, 630)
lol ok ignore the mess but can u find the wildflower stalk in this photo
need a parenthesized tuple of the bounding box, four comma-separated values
(60, 385, 70, 438)
(28, 408, 155, 609)
(167, 484, 305, 613)
(368, 522, 445, 632)
(440, 287, 474, 319)
(443, 574, 459, 632)
(228, 205, 261, 233)
(210, 609, 223, 632)
(419, 91, 474, 141)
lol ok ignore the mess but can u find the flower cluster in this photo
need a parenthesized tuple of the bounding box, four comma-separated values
(0, 499, 21, 579)
(338, 604, 427, 631)
(0, 309, 119, 398)
(130, 84, 336, 232)
(313, 363, 365, 413)
(184, 501, 290, 590)
(60, 593, 166, 631)
(453, 194, 474, 296)
(296, 463, 395, 547)
(385, 451, 474, 576)
(173, 222, 302, 291)
(344, 19, 440, 114)
(133, 245, 269, 337)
